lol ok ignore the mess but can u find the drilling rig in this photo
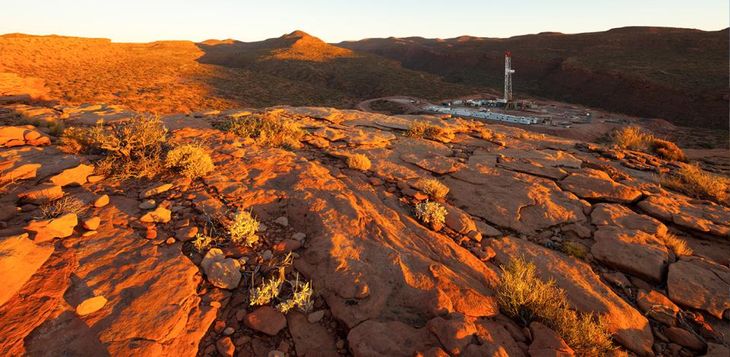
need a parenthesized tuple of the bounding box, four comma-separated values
(504, 51, 515, 109)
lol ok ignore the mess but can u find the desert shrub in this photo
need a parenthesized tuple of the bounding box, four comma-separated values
(611, 126, 686, 161)
(38, 196, 86, 219)
(414, 201, 447, 227)
(561, 241, 588, 259)
(277, 275, 314, 314)
(661, 233, 693, 257)
(406, 122, 428, 138)
(346, 154, 371, 171)
(164, 144, 215, 179)
(650, 139, 686, 162)
(497, 257, 614, 355)
(250, 268, 285, 306)
(414, 178, 449, 199)
(217, 112, 304, 149)
(192, 233, 214, 253)
(612, 126, 653, 151)
(229, 210, 260, 247)
(406, 122, 454, 142)
(61, 116, 168, 180)
(661, 164, 728, 204)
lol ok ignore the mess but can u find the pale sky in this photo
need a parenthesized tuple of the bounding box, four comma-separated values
(1, 0, 727, 43)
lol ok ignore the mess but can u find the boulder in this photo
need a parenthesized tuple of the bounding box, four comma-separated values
(591, 227, 669, 282)
(76, 296, 107, 316)
(140, 206, 171, 224)
(17, 184, 63, 204)
(426, 313, 476, 355)
(24, 213, 78, 243)
(663, 327, 706, 351)
(0, 234, 54, 306)
(667, 257, 730, 319)
(558, 169, 642, 203)
(0, 126, 49, 147)
(49, 164, 94, 187)
(490, 237, 654, 355)
(201, 249, 241, 290)
(638, 194, 730, 237)
(591, 203, 667, 237)
(348, 320, 437, 357)
(528, 322, 574, 356)
(244, 306, 286, 336)
(287, 311, 338, 357)
(636, 290, 679, 326)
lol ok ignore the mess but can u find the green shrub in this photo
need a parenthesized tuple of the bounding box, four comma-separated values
(229, 210, 260, 247)
(165, 144, 215, 179)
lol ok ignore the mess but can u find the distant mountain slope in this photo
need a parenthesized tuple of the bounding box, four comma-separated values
(0, 32, 480, 113)
(196, 31, 480, 101)
(340, 27, 729, 129)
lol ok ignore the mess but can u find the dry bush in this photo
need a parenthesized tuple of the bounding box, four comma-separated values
(650, 139, 686, 162)
(612, 126, 653, 151)
(62, 116, 168, 180)
(498, 257, 614, 355)
(406, 122, 454, 142)
(164, 144, 215, 179)
(249, 253, 292, 307)
(217, 112, 304, 149)
(414, 201, 447, 227)
(661, 164, 728, 204)
(612, 126, 686, 161)
(38, 196, 86, 219)
(414, 178, 449, 199)
(346, 154, 371, 171)
(561, 241, 589, 260)
(661, 233, 693, 256)
(229, 210, 260, 247)
(192, 233, 214, 253)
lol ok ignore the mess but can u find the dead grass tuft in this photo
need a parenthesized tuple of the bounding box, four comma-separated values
(406, 122, 454, 142)
(414, 200, 447, 228)
(612, 126, 686, 161)
(346, 154, 371, 171)
(661, 233, 693, 257)
(414, 178, 449, 199)
(38, 196, 86, 219)
(498, 257, 615, 355)
(661, 164, 728, 204)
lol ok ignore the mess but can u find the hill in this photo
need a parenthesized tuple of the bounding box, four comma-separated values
(0, 32, 480, 113)
(1, 102, 729, 355)
(340, 27, 730, 130)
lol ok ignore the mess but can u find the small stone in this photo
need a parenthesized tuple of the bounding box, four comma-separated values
(292, 232, 306, 241)
(244, 306, 287, 336)
(307, 310, 325, 323)
(273, 239, 301, 253)
(140, 206, 171, 223)
(268, 351, 285, 357)
(82, 231, 96, 237)
(86, 175, 105, 184)
(140, 183, 173, 198)
(274, 216, 288, 227)
(235, 309, 247, 321)
(336, 340, 345, 349)
(82, 217, 100, 231)
(663, 327, 706, 351)
(145, 227, 157, 239)
(76, 296, 107, 316)
(223, 327, 235, 336)
(139, 199, 156, 210)
(262, 250, 273, 260)
(257, 223, 267, 232)
(175, 226, 198, 241)
(165, 237, 175, 245)
(216, 337, 235, 357)
(93, 194, 109, 208)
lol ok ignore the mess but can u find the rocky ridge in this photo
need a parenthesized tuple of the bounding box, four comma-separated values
(0, 102, 728, 356)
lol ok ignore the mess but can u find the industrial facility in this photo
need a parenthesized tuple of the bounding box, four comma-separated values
(427, 51, 541, 125)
